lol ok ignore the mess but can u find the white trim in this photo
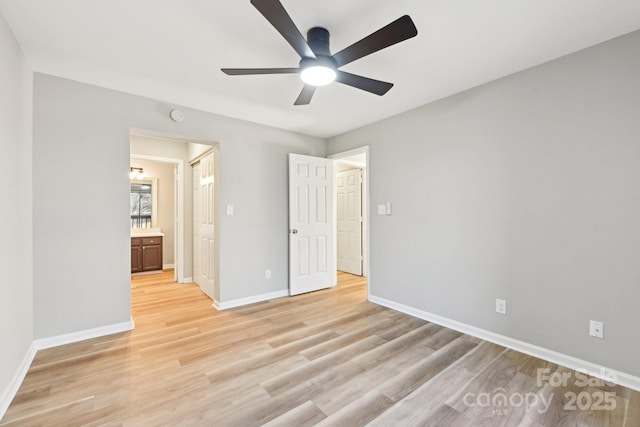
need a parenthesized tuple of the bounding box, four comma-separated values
(334, 159, 366, 169)
(0, 343, 37, 420)
(328, 146, 370, 161)
(188, 147, 215, 166)
(213, 289, 289, 310)
(181, 276, 193, 283)
(33, 320, 135, 351)
(163, 263, 175, 270)
(369, 294, 640, 392)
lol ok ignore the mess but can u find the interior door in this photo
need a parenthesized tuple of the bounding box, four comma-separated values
(193, 162, 203, 287)
(200, 151, 215, 299)
(337, 168, 363, 275)
(193, 151, 215, 299)
(289, 153, 336, 295)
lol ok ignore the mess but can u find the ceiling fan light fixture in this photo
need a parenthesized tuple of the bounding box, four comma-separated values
(300, 65, 336, 86)
(220, 1, 418, 105)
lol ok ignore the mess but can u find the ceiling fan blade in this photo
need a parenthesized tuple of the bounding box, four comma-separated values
(332, 15, 417, 68)
(221, 68, 299, 75)
(294, 85, 316, 105)
(250, 0, 316, 59)
(335, 71, 393, 96)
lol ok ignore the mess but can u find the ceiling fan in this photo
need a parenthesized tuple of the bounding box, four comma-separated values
(221, 0, 418, 105)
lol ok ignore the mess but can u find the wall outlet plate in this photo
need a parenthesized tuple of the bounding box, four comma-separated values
(265, 269, 271, 280)
(589, 320, 604, 339)
(496, 299, 507, 315)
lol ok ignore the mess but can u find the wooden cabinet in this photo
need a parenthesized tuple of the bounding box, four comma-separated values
(131, 236, 163, 273)
(131, 238, 143, 273)
(141, 237, 162, 271)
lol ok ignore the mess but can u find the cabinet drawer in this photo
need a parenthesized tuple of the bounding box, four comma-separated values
(142, 237, 161, 246)
(131, 238, 142, 247)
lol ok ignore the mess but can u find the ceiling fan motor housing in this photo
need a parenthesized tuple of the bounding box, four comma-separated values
(301, 27, 337, 72)
(307, 27, 331, 56)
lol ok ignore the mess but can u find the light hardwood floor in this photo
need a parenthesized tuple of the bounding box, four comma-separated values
(2, 271, 639, 426)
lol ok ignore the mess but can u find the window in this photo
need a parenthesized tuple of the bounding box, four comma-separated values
(131, 183, 152, 228)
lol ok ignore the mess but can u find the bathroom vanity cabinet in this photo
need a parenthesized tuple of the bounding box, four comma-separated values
(131, 236, 163, 273)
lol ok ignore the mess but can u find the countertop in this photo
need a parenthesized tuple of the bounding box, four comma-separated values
(131, 228, 164, 238)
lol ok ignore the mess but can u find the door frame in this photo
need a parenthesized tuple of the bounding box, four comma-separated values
(328, 146, 370, 299)
(130, 153, 186, 283)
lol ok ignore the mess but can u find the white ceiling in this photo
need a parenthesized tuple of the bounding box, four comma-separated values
(1, 0, 640, 138)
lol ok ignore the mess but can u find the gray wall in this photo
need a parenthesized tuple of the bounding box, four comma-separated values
(0, 15, 33, 406)
(33, 74, 325, 338)
(328, 31, 640, 376)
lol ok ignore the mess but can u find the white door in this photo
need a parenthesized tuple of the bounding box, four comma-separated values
(289, 154, 336, 295)
(337, 168, 363, 275)
(194, 151, 215, 299)
(193, 162, 203, 286)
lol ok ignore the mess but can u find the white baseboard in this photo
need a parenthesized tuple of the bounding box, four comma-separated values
(163, 264, 175, 270)
(214, 289, 289, 310)
(181, 277, 193, 283)
(0, 343, 37, 420)
(369, 294, 640, 392)
(33, 319, 135, 351)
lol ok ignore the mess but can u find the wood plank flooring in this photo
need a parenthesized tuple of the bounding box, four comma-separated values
(2, 271, 639, 426)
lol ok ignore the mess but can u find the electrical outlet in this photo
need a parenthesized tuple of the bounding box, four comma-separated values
(589, 320, 604, 339)
(496, 299, 507, 315)
(265, 269, 271, 280)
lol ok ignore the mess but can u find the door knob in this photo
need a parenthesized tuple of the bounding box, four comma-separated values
(291, 229, 298, 234)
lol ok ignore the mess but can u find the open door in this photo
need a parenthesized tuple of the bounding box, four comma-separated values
(194, 151, 215, 299)
(337, 168, 363, 275)
(289, 154, 336, 295)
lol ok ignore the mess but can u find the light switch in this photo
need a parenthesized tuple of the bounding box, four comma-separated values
(226, 205, 234, 216)
(377, 205, 386, 215)
(386, 202, 392, 215)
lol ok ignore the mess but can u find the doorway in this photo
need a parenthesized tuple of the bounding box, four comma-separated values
(129, 154, 184, 282)
(336, 164, 364, 276)
(330, 147, 369, 291)
(286, 147, 370, 297)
